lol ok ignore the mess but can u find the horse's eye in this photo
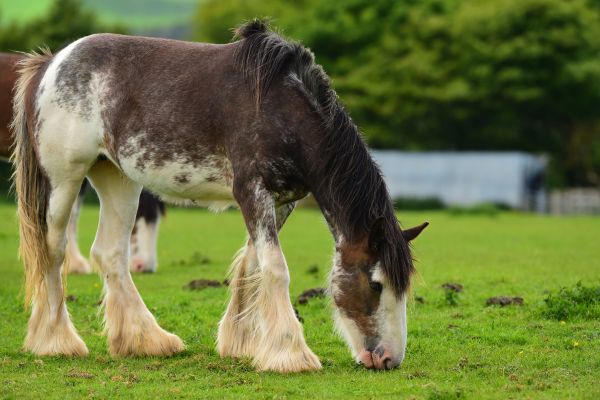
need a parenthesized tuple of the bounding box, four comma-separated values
(369, 281, 383, 292)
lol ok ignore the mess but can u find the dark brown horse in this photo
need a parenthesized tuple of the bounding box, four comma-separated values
(1, 52, 164, 272)
(11, 20, 426, 372)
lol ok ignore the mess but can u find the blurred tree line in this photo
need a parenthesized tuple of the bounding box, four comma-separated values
(195, 0, 600, 188)
(0, 0, 124, 197)
(0, 0, 125, 52)
(1, 0, 599, 188)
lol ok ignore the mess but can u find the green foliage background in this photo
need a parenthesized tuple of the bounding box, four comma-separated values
(2, 0, 600, 187)
(194, 0, 600, 188)
(0, 0, 126, 52)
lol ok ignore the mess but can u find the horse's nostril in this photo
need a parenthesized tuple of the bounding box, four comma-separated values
(373, 346, 385, 358)
(132, 261, 145, 272)
(383, 357, 398, 370)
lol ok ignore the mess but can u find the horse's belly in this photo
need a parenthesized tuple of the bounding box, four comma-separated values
(118, 147, 235, 206)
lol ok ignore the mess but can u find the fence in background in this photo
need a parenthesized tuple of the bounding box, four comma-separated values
(550, 189, 600, 215)
(371, 151, 547, 212)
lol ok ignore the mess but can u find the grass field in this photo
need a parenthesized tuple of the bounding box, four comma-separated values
(0, 203, 599, 399)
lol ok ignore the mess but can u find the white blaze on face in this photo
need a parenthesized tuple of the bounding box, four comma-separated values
(371, 266, 408, 366)
(130, 216, 160, 273)
(330, 250, 408, 368)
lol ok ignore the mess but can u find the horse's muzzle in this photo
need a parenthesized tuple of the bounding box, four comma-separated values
(358, 346, 400, 370)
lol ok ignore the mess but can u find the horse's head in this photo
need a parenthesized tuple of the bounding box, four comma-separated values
(330, 219, 428, 370)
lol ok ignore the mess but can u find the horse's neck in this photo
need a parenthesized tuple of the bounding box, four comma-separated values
(306, 140, 384, 243)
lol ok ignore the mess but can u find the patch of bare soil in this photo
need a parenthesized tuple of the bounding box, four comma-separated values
(297, 288, 327, 304)
(441, 283, 463, 292)
(184, 279, 223, 290)
(486, 296, 524, 306)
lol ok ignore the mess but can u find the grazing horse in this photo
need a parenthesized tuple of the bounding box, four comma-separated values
(11, 20, 426, 372)
(1, 52, 164, 273)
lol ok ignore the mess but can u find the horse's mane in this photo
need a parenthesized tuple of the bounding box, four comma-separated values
(233, 19, 414, 297)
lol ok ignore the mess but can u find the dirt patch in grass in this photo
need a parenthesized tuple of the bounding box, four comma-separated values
(441, 283, 463, 292)
(297, 288, 326, 304)
(486, 296, 524, 307)
(184, 279, 223, 290)
(306, 264, 319, 275)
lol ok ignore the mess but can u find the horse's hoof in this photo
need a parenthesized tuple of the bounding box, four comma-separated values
(253, 341, 322, 373)
(109, 325, 185, 357)
(217, 312, 258, 358)
(24, 322, 88, 357)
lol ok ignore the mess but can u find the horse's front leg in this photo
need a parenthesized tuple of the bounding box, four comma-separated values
(229, 181, 321, 372)
(217, 203, 296, 359)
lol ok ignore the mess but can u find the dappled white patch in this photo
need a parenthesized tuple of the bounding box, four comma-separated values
(372, 266, 407, 366)
(118, 135, 235, 209)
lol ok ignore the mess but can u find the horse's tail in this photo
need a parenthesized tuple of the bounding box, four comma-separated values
(10, 48, 53, 307)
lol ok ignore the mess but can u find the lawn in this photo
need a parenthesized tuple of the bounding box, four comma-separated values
(0, 203, 599, 399)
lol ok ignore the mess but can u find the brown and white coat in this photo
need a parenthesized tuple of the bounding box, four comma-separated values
(10, 20, 425, 372)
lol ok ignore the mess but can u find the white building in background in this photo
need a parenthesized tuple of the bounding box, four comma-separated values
(370, 151, 547, 211)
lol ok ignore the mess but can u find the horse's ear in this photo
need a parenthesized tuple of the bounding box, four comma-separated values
(368, 217, 386, 253)
(402, 222, 429, 242)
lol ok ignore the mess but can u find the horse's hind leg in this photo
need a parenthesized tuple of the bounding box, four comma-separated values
(65, 180, 92, 274)
(87, 161, 184, 356)
(24, 177, 89, 356)
(218, 203, 295, 359)
(229, 180, 320, 372)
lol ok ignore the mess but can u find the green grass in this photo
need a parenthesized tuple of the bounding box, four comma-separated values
(1, 203, 599, 399)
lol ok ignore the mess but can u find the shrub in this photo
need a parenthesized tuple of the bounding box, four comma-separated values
(444, 288, 460, 306)
(541, 281, 600, 320)
(393, 197, 445, 210)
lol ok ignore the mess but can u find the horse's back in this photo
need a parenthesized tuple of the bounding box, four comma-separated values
(34, 34, 244, 203)
(33, 33, 315, 205)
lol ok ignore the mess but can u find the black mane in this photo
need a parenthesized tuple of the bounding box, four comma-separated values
(233, 19, 414, 296)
